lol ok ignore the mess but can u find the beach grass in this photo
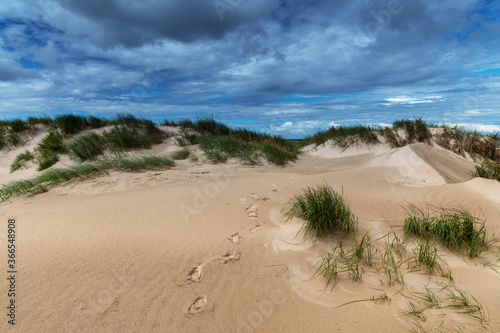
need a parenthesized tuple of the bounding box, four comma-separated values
(38, 131, 66, 153)
(283, 184, 357, 240)
(171, 149, 190, 160)
(0, 156, 174, 202)
(68, 132, 106, 161)
(37, 150, 59, 171)
(403, 205, 488, 258)
(474, 161, 500, 181)
(392, 117, 431, 144)
(303, 125, 379, 147)
(10, 150, 35, 173)
(169, 116, 299, 166)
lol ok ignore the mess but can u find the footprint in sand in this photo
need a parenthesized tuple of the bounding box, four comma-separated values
(250, 224, 263, 232)
(240, 197, 247, 204)
(245, 204, 258, 218)
(188, 296, 207, 314)
(188, 265, 203, 283)
(227, 232, 240, 244)
(250, 193, 270, 201)
(218, 251, 241, 264)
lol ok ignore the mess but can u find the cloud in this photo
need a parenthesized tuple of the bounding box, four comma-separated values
(0, 0, 498, 137)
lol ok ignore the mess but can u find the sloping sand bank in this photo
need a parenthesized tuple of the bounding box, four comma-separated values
(1, 144, 499, 332)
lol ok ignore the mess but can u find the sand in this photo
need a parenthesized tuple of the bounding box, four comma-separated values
(1, 136, 500, 332)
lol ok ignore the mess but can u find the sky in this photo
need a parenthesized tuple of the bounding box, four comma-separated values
(0, 0, 500, 138)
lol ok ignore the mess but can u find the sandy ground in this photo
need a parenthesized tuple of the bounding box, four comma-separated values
(1, 137, 500, 332)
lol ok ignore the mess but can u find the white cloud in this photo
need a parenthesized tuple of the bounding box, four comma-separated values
(385, 95, 445, 105)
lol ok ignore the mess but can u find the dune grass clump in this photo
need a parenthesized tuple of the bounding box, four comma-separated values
(435, 127, 498, 161)
(473, 161, 500, 181)
(261, 143, 297, 166)
(171, 149, 190, 160)
(171, 116, 299, 166)
(0, 156, 174, 202)
(38, 131, 66, 153)
(68, 132, 106, 161)
(53, 114, 89, 135)
(10, 150, 35, 173)
(403, 205, 488, 258)
(197, 135, 258, 164)
(393, 118, 431, 144)
(36, 150, 59, 171)
(283, 184, 357, 240)
(103, 124, 166, 153)
(302, 125, 379, 148)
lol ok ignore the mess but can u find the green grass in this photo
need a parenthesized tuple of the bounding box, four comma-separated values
(4, 119, 30, 133)
(53, 114, 89, 135)
(283, 184, 357, 240)
(0, 156, 175, 202)
(170, 116, 299, 166)
(197, 135, 258, 164)
(393, 118, 431, 144)
(403, 205, 488, 258)
(171, 149, 190, 160)
(303, 125, 379, 148)
(68, 132, 106, 161)
(103, 124, 167, 153)
(37, 150, 59, 171)
(474, 161, 500, 181)
(38, 131, 66, 153)
(10, 150, 34, 173)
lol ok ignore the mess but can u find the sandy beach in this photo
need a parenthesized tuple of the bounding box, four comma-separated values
(1, 130, 499, 333)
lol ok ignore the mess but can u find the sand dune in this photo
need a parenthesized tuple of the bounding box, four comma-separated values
(1, 137, 500, 332)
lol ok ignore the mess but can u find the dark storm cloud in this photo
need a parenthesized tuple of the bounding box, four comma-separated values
(63, 0, 276, 47)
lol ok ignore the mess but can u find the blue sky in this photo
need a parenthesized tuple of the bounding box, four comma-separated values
(0, 0, 500, 138)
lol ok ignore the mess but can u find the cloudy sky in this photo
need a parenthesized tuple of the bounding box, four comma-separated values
(0, 0, 499, 138)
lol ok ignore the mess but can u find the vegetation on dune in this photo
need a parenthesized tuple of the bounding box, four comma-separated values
(0, 156, 174, 202)
(2, 114, 498, 172)
(283, 184, 357, 240)
(171, 149, 190, 160)
(10, 150, 35, 173)
(403, 205, 489, 258)
(473, 161, 500, 181)
(171, 116, 299, 166)
(68, 132, 106, 161)
(435, 127, 498, 161)
(67, 116, 168, 162)
(37, 150, 59, 171)
(303, 125, 380, 148)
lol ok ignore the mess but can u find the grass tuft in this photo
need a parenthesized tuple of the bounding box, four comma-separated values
(473, 161, 500, 181)
(403, 205, 488, 258)
(37, 150, 59, 171)
(171, 149, 190, 160)
(68, 132, 106, 161)
(283, 184, 357, 240)
(10, 150, 35, 173)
